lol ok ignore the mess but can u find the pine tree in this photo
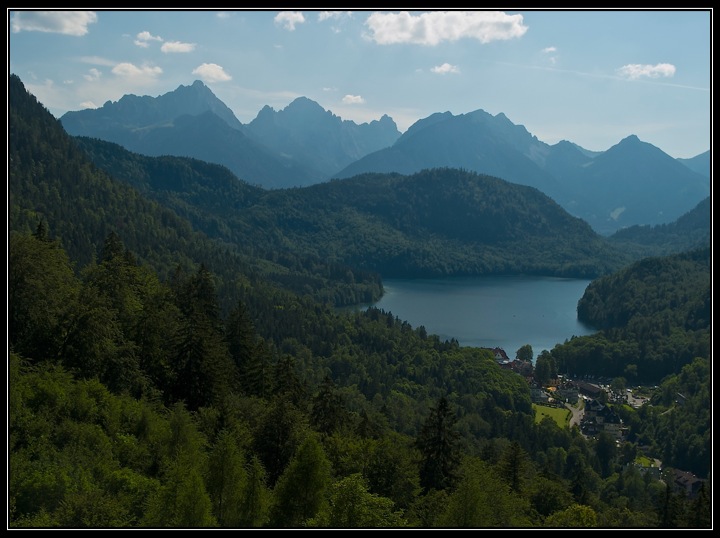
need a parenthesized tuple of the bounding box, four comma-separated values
(415, 396, 461, 493)
(269, 434, 332, 527)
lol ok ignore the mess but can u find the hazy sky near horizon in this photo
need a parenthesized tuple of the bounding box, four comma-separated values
(8, 8, 712, 159)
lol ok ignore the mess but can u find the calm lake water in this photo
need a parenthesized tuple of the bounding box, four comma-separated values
(364, 275, 598, 359)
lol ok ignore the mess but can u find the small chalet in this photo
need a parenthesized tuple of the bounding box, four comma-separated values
(490, 347, 510, 363)
(581, 399, 625, 439)
(672, 469, 706, 499)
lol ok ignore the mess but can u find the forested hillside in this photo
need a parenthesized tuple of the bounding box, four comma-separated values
(8, 231, 711, 528)
(608, 196, 710, 257)
(549, 247, 710, 384)
(75, 135, 633, 280)
(8, 73, 711, 528)
(9, 74, 382, 311)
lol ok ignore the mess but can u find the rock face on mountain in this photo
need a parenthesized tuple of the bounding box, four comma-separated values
(245, 97, 401, 179)
(61, 79, 244, 134)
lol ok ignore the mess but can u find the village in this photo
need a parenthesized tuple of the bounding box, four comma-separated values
(488, 347, 706, 500)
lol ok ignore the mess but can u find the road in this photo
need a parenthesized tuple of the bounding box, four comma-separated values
(566, 400, 584, 429)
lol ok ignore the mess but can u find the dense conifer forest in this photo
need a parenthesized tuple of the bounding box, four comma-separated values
(8, 73, 711, 528)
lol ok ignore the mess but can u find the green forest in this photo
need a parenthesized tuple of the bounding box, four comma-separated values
(8, 73, 712, 528)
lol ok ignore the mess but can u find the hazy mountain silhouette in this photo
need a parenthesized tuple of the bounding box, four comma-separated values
(245, 96, 401, 179)
(60, 80, 709, 234)
(677, 150, 710, 178)
(60, 81, 400, 187)
(334, 112, 709, 235)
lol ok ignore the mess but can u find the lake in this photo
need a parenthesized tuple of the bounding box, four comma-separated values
(362, 275, 598, 359)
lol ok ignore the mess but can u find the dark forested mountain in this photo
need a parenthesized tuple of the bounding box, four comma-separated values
(9, 74, 381, 310)
(677, 150, 710, 178)
(60, 81, 400, 188)
(607, 196, 711, 257)
(239, 169, 632, 279)
(333, 113, 709, 236)
(552, 246, 710, 384)
(245, 96, 401, 179)
(73, 130, 634, 280)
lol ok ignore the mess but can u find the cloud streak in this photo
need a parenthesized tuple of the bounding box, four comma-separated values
(11, 11, 97, 36)
(616, 63, 676, 80)
(111, 62, 163, 80)
(364, 11, 527, 45)
(161, 41, 196, 53)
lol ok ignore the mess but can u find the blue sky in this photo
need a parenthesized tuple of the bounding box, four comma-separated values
(8, 8, 712, 159)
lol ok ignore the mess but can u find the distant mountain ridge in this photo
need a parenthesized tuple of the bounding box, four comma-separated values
(334, 113, 709, 235)
(245, 97, 401, 179)
(59, 80, 709, 234)
(60, 80, 401, 187)
(677, 150, 710, 178)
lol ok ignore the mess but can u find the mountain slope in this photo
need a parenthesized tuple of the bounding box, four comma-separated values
(247, 168, 632, 278)
(333, 109, 565, 202)
(60, 81, 317, 188)
(245, 96, 401, 179)
(607, 196, 711, 257)
(9, 73, 382, 310)
(562, 135, 709, 234)
(335, 110, 710, 235)
(60, 81, 400, 187)
(61, 79, 244, 132)
(677, 150, 710, 178)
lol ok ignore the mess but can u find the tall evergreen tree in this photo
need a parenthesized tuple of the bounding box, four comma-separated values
(269, 434, 332, 527)
(310, 375, 348, 435)
(415, 396, 461, 493)
(206, 429, 248, 527)
(170, 264, 234, 410)
(498, 440, 528, 495)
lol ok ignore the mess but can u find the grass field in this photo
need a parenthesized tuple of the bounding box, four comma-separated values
(532, 403, 571, 428)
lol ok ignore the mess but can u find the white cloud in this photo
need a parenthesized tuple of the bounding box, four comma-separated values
(80, 100, 98, 109)
(161, 41, 196, 53)
(275, 11, 305, 31)
(11, 11, 97, 36)
(111, 62, 163, 80)
(192, 63, 232, 82)
(216, 12, 231, 19)
(541, 46, 558, 65)
(616, 63, 676, 80)
(364, 11, 528, 45)
(431, 63, 460, 74)
(83, 68, 102, 81)
(318, 11, 353, 22)
(135, 30, 163, 48)
(342, 94, 365, 104)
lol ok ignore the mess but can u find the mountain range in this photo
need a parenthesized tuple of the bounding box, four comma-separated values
(59, 80, 709, 235)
